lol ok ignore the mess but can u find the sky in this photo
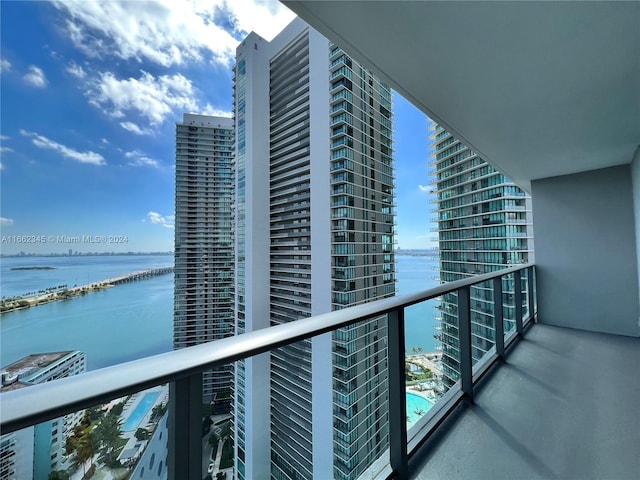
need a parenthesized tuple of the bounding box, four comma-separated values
(0, 0, 436, 255)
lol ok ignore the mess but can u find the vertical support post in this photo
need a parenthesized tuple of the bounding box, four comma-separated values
(493, 276, 505, 358)
(387, 308, 408, 479)
(514, 269, 523, 335)
(527, 266, 535, 323)
(457, 286, 473, 401)
(168, 373, 203, 480)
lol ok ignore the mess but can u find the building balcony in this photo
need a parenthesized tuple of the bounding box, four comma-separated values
(5, 265, 636, 479)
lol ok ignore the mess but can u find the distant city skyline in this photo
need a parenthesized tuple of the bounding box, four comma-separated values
(0, 1, 434, 256)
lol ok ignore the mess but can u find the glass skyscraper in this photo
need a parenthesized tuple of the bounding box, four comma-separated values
(233, 18, 395, 480)
(431, 123, 534, 386)
(174, 113, 235, 403)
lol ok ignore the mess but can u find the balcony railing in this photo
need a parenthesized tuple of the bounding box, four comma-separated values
(1, 264, 536, 480)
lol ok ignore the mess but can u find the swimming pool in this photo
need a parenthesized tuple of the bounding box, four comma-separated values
(122, 391, 161, 432)
(406, 392, 434, 429)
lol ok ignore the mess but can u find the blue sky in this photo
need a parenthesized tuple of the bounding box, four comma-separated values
(0, 1, 435, 255)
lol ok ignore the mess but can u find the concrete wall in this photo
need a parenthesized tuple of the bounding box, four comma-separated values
(631, 146, 640, 325)
(531, 165, 640, 337)
(308, 25, 334, 480)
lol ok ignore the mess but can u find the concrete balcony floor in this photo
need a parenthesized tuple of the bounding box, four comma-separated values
(410, 323, 640, 480)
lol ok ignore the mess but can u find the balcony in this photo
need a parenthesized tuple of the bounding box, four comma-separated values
(3, 3, 639, 478)
(0, 267, 514, 473)
(4, 263, 637, 479)
(7, 263, 634, 480)
(408, 323, 639, 480)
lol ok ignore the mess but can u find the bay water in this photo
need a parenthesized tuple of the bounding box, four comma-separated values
(0, 254, 440, 371)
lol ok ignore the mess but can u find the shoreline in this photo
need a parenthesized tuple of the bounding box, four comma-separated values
(0, 267, 173, 315)
(406, 351, 443, 376)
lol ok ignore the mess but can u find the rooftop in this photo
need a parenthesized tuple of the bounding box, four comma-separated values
(1, 351, 77, 393)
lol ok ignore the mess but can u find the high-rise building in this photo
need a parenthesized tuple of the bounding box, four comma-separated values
(174, 113, 235, 404)
(430, 124, 534, 386)
(233, 18, 395, 480)
(0, 351, 86, 479)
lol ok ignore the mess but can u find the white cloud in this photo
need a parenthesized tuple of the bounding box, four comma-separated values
(120, 121, 154, 136)
(53, 0, 295, 67)
(0, 162, 4, 170)
(0, 217, 15, 226)
(200, 104, 233, 118)
(66, 61, 86, 79)
(22, 65, 48, 88)
(20, 129, 105, 166)
(0, 58, 11, 73)
(418, 185, 430, 192)
(125, 150, 159, 168)
(147, 211, 174, 228)
(1, 135, 13, 153)
(88, 70, 197, 125)
(230, 1, 296, 41)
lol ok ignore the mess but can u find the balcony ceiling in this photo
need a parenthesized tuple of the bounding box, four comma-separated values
(284, 1, 640, 191)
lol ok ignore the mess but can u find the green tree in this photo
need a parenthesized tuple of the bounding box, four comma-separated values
(219, 420, 231, 441)
(135, 427, 150, 441)
(85, 405, 102, 422)
(48, 471, 70, 480)
(111, 401, 125, 417)
(93, 412, 123, 467)
(68, 433, 94, 477)
(150, 402, 168, 422)
(208, 430, 219, 447)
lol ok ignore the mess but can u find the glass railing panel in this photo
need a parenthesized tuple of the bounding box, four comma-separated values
(268, 336, 314, 476)
(1, 384, 171, 480)
(405, 295, 460, 436)
(331, 316, 390, 480)
(437, 289, 460, 387)
(204, 366, 233, 480)
(520, 268, 535, 322)
(502, 272, 517, 336)
(532, 267, 538, 317)
(470, 280, 496, 374)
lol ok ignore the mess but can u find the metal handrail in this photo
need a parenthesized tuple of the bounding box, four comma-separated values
(0, 263, 532, 434)
(0, 263, 535, 480)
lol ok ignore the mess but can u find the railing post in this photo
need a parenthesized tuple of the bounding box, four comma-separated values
(493, 277, 505, 358)
(514, 269, 523, 335)
(387, 308, 408, 479)
(457, 286, 473, 401)
(527, 266, 535, 323)
(168, 372, 203, 480)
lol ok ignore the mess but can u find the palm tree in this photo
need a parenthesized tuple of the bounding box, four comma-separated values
(68, 433, 94, 477)
(219, 420, 231, 441)
(94, 412, 123, 467)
